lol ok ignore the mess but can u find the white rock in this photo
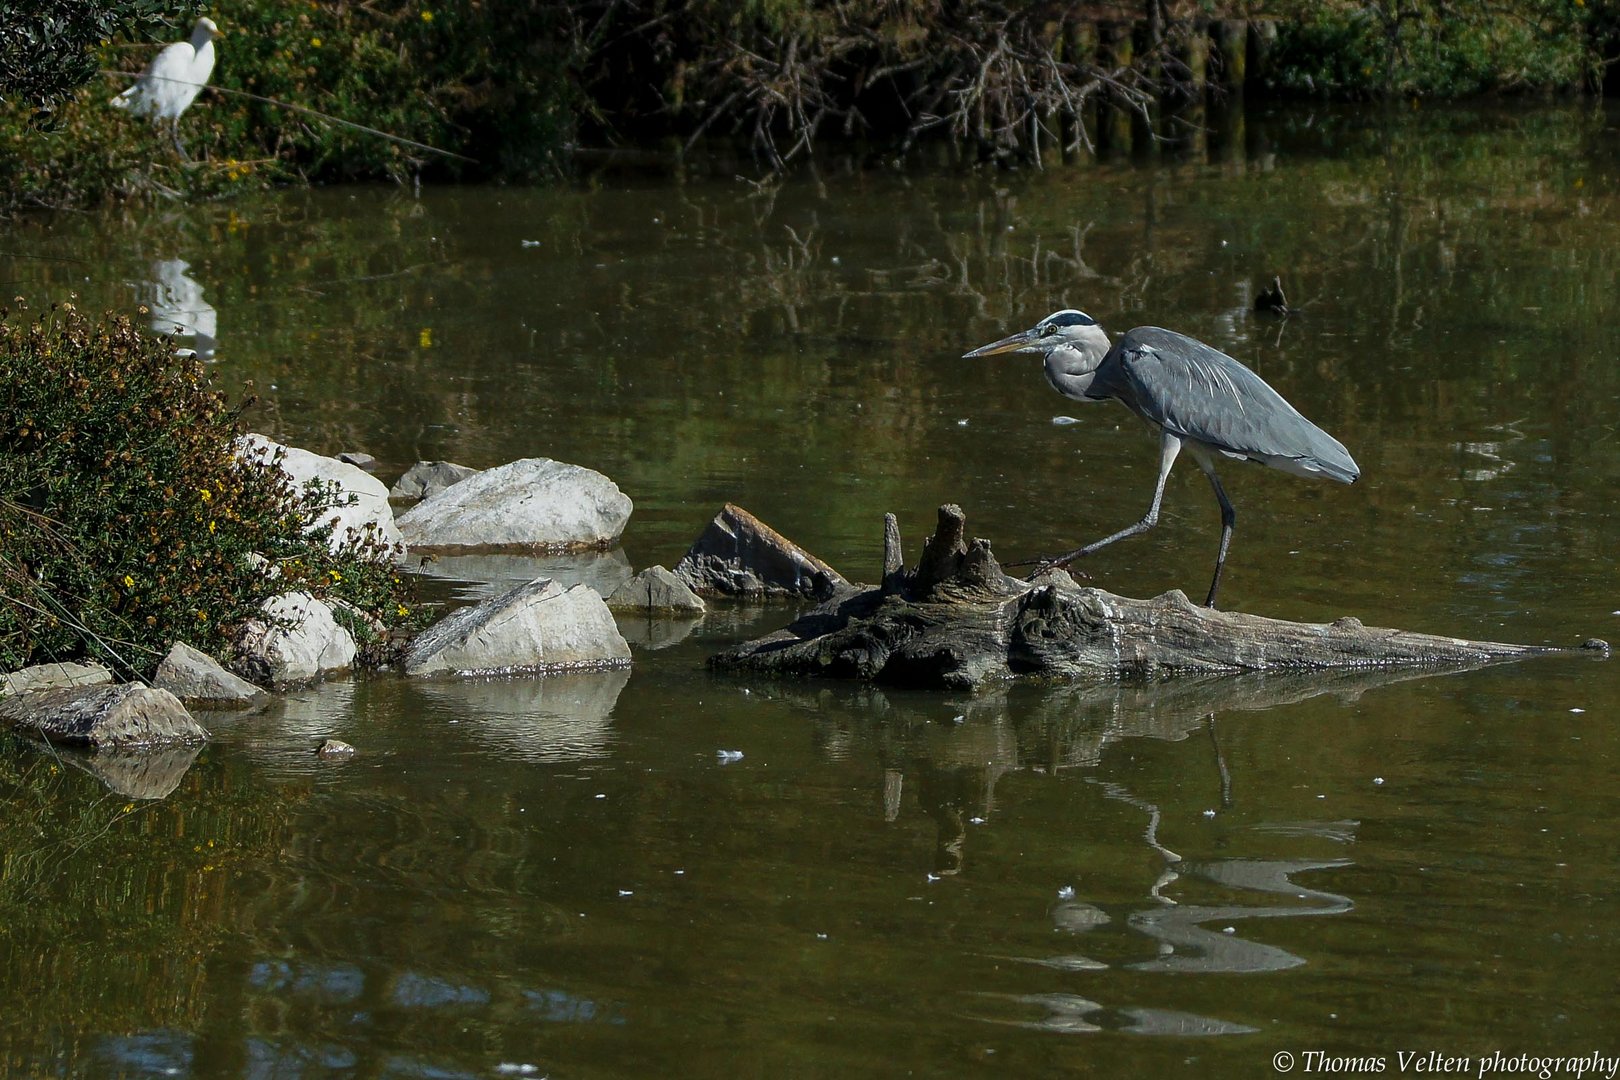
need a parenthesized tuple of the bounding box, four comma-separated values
(232, 592, 358, 688)
(153, 641, 265, 707)
(237, 433, 404, 555)
(397, 458, 631, 554)
(404, 577, 631, 677)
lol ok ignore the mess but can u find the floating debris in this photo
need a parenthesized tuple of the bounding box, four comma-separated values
(716, 749, 744, 764)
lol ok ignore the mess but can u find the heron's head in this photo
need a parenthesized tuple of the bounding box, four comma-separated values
(962, 309, 1104, 359)
(195, 17, 223, 40)
(963, 309, 1112, 400)
(962, 309, 1108, 359)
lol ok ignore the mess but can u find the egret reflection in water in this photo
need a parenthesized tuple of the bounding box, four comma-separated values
(137, 258, 218, 359)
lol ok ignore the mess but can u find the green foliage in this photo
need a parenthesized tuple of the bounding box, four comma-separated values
(0, 0, 581, 213)
(0, 0, 201, 112)
(1268, 0, 1591, 98)
(0, 302, 419, 679)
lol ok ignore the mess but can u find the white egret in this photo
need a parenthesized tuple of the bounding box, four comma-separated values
(110, 16, 223, 159)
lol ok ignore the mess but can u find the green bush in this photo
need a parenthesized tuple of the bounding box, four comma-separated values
(0, 302, 419, 679)
(1268, 0, 1591, 98)
(0, 0, 581, 213)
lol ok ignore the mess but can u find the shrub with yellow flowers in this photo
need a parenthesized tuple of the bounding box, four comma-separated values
(0, 301, 426, 679)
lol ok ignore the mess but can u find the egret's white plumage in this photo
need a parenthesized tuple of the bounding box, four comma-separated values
(110, 17, 222, 157)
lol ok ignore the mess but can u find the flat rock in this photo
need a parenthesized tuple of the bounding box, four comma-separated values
(397, 458, 632, 554)
(0, 684, 207, 749)
(404, 577, 631, 677)
(237, 433, 404, 555)
(673, 503, 848, 601)
(390, 460, 480, 502)
(606, 566, 706, 613)
(232, 592, 358, 688)
(154, 641, 266, 707)
(2, 661, 113, 697)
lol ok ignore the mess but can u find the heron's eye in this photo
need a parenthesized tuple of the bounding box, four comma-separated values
(1041, 324, 1056, 336)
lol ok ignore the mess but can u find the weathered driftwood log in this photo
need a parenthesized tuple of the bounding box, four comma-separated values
(710, 505, 1608, 690)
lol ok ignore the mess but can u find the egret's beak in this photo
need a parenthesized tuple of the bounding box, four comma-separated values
(962, 328, 1040, 359)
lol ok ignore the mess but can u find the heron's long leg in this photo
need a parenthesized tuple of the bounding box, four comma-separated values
(1196, 462, 1237, 609)
(1040, 430, 1183, 569)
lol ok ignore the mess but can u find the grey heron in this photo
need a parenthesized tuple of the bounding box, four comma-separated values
(110, 16, 222, 160)
(964, 309, 1359, 608)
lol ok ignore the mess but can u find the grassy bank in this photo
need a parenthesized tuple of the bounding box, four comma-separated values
(0, 0, 1607, 214)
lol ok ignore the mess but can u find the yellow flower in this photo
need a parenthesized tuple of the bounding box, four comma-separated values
(419, 327, 433, 348)
(199, 488, 213, 502)
(208, 520, 216, 534)
(197, 610, 208, 620)
(311, 36, 322, 47)
(422, 10, 434, 22)
(397, 604, 411, 617)
(123, 575, 135, 588)
(329, 569, 343, 583)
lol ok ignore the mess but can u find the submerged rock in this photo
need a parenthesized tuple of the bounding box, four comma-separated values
(673, 503, 848, 601)
(154, 641, 266, 707)
(1, 660, 113, 697)
(404, 577, 631, 677)
(606, 566, 706, 613)
(390, 460, 480, 502)
(237, 434, 404, 555)
(397, 458, 632, 554)
(233, 592, 358, 688)
(0, 684, 207, 749)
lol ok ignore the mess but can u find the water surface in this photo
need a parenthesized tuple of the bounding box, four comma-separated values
(2, 103, 1619, 1077)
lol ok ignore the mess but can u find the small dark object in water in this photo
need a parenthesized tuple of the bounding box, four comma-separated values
(316, 738, 355, 758)
(1255, 276, 1289, 317)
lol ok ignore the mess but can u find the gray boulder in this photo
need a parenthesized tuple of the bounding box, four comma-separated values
(390, 460, 480, 502)
(233, 592, 358, 688)
(0, 684, 207, 749)
(237, 433, 404, 555)
(674, 503, 848, 600)
(397, 458, 632, 554)
(2, 661, 113, 697)
(607, 566, 706, 613)
(404, 577, 631, 677)
(154, 641, 266, 707)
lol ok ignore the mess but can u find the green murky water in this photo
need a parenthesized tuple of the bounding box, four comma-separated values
(3, 103, 1620, 1077)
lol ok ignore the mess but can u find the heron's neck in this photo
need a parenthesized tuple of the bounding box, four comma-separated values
(1043, 337, 1110, 402)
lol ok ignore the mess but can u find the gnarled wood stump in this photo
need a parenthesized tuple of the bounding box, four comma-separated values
(710, 505, 1609, 690)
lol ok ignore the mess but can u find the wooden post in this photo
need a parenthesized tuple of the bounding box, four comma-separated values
(1248, 19, 1279, 89)
(1098, 21, 1135, 157)
(1212, 18, 1248, 93)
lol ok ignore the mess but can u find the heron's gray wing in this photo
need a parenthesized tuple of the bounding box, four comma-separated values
(1107, 327, 1359, 483)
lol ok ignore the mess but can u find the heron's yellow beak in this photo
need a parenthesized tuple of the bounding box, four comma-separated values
(962, 328, 1040, 359)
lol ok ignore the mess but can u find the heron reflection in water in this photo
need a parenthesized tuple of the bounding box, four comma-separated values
(964, 309, 1359, 608)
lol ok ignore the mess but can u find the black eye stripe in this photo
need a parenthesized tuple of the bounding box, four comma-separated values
(1040, 310, 1096, 329)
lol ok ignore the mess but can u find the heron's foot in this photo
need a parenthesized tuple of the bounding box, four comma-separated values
(1005, 549, 1091, 581)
